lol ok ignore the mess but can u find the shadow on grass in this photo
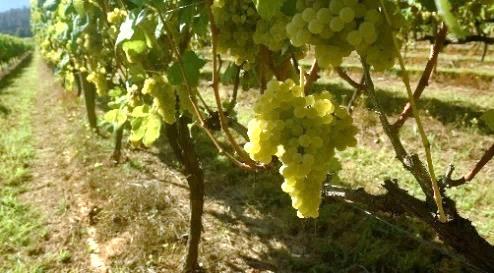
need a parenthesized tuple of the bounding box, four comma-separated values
(0, 56, 33, 116)
(312, 81, 491, 133)
(166, 128, 479, 273)
(200, 71, 489, 133)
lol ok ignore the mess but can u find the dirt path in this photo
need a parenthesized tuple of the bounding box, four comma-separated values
(16, 54, 108, 272)
(13, 55, 289, 273)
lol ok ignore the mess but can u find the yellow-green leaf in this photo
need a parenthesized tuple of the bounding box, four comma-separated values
(142, 114, 162, 147)
(104, 109, 127, 129)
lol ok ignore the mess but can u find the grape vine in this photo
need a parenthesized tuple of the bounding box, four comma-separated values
(30, 0, 494, 271)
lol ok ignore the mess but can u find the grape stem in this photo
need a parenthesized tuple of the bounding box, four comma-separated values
(291, 53, 301, 75)
(379, 0, 447, 223)
(361, 59, 435, 201)
(226, 63, 242, 113)
(304, 61, 319, 94)
(206, 2, 262, 169)
(346, 74, 365, 114)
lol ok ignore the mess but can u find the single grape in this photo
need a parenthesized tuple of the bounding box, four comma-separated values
(339, 7, 355, 23)
(346, 30, 362, 46)
(302, 8, 316, 22)
(330, 0, 344, 14)
(308, 19, 324, 34)
(330, 17, 345, 32)
(316, 8, 332, 23)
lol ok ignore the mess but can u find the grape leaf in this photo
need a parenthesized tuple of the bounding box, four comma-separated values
(129, 112, 162, 147)
(143, 114, 162, 147)
(130, 118, 147, 143)
(55, 53, 71, 73)
(43, 0, 59, 11)
(192, 11, 209, 36)
(221, 63, 239, 84)
(481, 109, 494, 132)
(104, 109, 128, 130)
(70, 15, 89, 51)
(168, 50, 206, 87)
(116, 14, 136, 47)
(253, 0, 286, 20)
(122, 40, 148, 55)
(116, 10, 147, 47)
(131, 105, 151, 118)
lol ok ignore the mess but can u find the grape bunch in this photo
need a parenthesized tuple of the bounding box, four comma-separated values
(245, 79, 357, 218)
(211, 0, 260, 64)
(286, 0, 404, 70)
(87, 66, 108, 96)
(141, 76, 177, 125)
(107, 8, 127, 25)
(107, 8, 127, 38)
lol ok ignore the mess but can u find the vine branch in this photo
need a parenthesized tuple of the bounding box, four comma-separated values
(154, 7, 255, 171)
(361, 59, 435, 202)
(335, 66, 362, 89)
(447, 143, 494, 187)
(393, 23, 448, 129)
(304, 61, 320, 94)
(380, 0, 446, 222)
(324, 181, 494, 272)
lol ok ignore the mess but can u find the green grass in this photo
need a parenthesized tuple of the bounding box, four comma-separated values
(312, 79, 492, 131)
(0, 54, 48, 272)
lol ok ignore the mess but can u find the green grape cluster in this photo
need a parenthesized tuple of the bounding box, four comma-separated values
(245, 79, 357, 218)
(142, 76, 177, 124)
(253, 17, 290, 51)
(286, 0, 403, 70)
(87, 68, 108, 96)
(107, 8, 127, 25)
(211, 0, 260, 64)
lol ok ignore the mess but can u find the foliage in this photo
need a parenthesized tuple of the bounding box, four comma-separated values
(30, 0, 494, 271)
(0, 33, 31, 64)
(31, 0, 377, 219)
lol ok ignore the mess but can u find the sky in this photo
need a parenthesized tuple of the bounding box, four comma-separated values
(0, 0, 30, 12)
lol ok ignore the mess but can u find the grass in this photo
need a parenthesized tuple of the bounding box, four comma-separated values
(0, 55, 50, 273)
(316, 77, 493, 127)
